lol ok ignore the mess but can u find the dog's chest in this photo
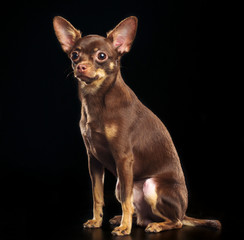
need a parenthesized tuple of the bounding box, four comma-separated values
(80, 109, 116, 173)
(80, 119, 106, 156)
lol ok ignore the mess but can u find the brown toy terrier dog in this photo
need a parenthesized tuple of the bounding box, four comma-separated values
(53, 16, 221, 236)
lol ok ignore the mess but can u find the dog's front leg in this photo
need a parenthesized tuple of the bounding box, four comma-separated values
(112, 154, 134, 236)
(83, 154, 104, 228)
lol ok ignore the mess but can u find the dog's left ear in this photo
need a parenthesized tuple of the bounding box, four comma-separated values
(107, 16, 138, 54)
(53, 16, 82, 53)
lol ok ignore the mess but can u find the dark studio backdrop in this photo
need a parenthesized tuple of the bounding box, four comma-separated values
(0, 0, 240, 239)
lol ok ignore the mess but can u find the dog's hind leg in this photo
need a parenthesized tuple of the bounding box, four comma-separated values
(143, 177, 187, 233)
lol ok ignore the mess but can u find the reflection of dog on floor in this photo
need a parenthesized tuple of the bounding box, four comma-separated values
(53, 16, 221, 236)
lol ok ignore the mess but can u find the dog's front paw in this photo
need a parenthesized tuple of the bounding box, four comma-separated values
(83, 219, 102, 228)
(112, 225, 131, 236)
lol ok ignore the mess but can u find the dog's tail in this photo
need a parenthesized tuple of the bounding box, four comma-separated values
(182, 215, 221, 230)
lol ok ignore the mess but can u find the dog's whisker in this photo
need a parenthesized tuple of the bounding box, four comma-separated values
(63, 66, 74, 79)
(66, 70, 74, 78)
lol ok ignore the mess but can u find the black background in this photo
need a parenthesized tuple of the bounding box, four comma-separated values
(0, 0, 241, 239)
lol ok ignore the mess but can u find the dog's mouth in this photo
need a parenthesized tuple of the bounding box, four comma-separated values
(75, 74, 99, 84)
(75, 68, 107, 85)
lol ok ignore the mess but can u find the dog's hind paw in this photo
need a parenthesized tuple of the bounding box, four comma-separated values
(109, 215, 122, 225)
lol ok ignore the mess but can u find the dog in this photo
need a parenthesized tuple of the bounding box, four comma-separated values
(53, 16, 221, 236)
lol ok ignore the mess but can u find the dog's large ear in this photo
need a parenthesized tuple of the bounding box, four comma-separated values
(53, 16, 81, 53)
(107, 16, 138, 54)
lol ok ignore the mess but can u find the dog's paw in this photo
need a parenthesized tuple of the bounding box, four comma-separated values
(109, 215, 122, 225)
(83, 219, 102, 228)
(111, 225, 131, 236)
(145, 223, 163, 233)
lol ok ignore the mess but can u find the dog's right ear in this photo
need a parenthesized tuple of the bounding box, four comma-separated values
(53, 16, 81, 53)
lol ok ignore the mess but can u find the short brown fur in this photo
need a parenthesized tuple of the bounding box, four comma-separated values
(53, 16, 221, 236)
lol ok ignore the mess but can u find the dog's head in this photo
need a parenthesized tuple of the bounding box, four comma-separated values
(53, 16, 137, 91)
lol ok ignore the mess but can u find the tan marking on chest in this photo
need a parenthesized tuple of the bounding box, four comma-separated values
(105, 123, 118, 140)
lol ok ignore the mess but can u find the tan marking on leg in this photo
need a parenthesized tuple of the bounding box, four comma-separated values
(112, 155, 134, 236)
(112, 195, 134, 236)
(83, 161, 104, 229)
(143, 179, 183, 233)
(115, 179, 121, 203)
(143, 179, 166, 220)
(143, 179, 157, 207)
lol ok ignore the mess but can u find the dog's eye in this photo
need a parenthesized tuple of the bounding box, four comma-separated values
(96, 51, 108, 62)
(71, 51, 79, 61)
